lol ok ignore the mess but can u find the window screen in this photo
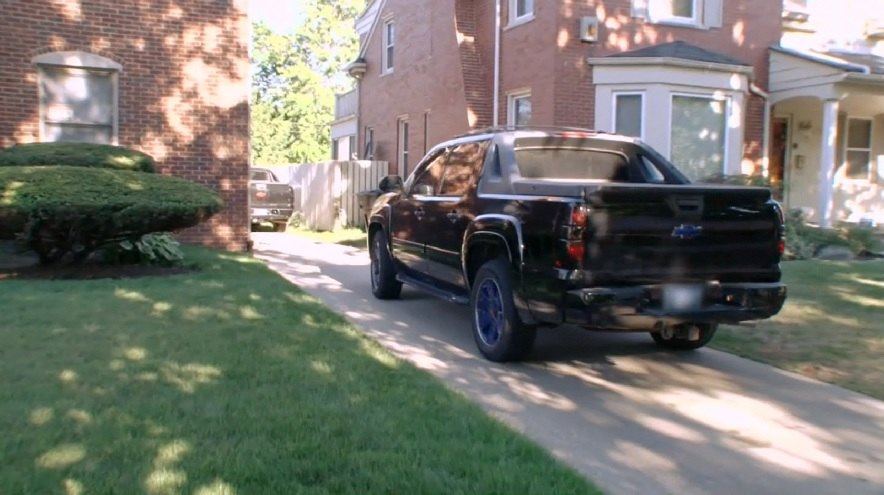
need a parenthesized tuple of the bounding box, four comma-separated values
(670, 95, 726, 181)
(40, 67, 114, 144)
(614, 94, 642, 138)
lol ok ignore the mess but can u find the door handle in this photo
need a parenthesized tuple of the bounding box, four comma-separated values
(446, 211, 460, 223)
(414, 207, 425, 219)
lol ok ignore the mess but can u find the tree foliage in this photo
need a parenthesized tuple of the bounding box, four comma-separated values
(250, 0, 365, 165)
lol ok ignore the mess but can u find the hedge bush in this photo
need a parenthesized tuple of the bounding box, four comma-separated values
(0, 166, 221, 264)
(784, 209, 882, 260)
(0, 142, 156, 173)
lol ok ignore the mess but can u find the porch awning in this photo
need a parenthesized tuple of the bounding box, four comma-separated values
(769, 46, 884, 103)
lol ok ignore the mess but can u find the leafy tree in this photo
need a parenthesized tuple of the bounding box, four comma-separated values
(250, 0, 364, 165)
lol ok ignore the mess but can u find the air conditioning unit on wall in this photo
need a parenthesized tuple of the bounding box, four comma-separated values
(580, 17, 599, 43)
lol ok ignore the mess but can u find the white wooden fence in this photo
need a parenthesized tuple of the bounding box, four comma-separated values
(264, 161, 389, 231)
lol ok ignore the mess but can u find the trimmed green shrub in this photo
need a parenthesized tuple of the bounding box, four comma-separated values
(0, 166, 221, 264)
(0, 142, 156, 173)
(101, 233, 185, 266)
(784, 209, 882, 260)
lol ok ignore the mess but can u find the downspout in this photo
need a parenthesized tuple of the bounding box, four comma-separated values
(749, 82, 770, 178)
(493, 0, 501, 127)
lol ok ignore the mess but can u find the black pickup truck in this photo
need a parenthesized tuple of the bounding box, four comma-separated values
(367, 128, 787, 362)
(250, 167, 294, 232)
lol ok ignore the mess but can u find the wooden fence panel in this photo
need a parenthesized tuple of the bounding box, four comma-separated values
(280, 160, 388, 230)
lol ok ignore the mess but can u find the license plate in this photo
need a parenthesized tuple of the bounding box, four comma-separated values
(663, 284, 704, 311)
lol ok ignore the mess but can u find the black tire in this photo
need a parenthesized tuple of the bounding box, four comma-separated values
(470, 258, 536, 362)
(650, 322, 717, 350)
(370, 230, 402, 299)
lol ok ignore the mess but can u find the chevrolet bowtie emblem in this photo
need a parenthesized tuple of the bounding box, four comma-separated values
(672, 224, 703, 239)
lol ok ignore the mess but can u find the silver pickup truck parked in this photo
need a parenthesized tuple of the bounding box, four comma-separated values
(250, 168, 294, 232)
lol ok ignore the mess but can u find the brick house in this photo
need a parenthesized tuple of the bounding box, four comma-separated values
(344, 0, 782, 184)
(0, 0, 251, 250)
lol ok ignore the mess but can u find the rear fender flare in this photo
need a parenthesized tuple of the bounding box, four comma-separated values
(462, 215, 535, 325)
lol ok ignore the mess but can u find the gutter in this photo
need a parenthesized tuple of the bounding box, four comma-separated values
(493, 0, 501, 127)
(586, 56, 755, 75)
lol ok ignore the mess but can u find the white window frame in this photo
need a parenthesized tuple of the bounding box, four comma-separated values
(33, 51, 121, 145)
(364, 127, 375, 160)
(668, 92, 731, 177)
(649, 0, 700, 26)
(507, 89, 532, 127)
(382, 19, 395, 74)
(612, 92, 645, 140)
(398, 117, 410, 176)
(844, 117, 873, 181)
(508, 0, 535, 27)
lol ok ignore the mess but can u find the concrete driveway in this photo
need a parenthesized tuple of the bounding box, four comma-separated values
(253, 233, 884, 495)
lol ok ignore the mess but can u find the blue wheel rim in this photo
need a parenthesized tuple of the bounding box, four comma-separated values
(475, 279, 504, 346)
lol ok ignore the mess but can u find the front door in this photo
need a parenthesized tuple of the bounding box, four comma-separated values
(389, 150, 446, 278)
(770, 117, 789, 201)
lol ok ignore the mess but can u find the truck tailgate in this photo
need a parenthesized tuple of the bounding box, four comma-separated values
(573, 184, 780, 284)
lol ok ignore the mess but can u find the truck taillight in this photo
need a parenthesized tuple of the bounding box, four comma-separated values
(571, 205, 587, 227)
(567, 241, 585, 262)
(563, 204, 588, 266)
(778, 239, 785, 255)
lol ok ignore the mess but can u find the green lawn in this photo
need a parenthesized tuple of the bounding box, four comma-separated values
(0, 248, 597, 494)
(714, 260, 884, 399)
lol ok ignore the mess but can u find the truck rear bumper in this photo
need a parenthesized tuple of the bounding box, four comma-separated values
(250, 208, 294, 223)
(563, 282, 786, 330)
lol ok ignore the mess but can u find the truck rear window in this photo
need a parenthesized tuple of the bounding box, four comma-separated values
(514, 138, 630, 181)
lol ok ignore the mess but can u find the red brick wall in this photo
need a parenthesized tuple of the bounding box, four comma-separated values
(0, 0, 250, 251)
(359, 0, 474, 176)
(358, 0, 782, 173)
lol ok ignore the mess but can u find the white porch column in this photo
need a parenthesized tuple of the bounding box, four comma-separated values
(818, 99, 839, 228)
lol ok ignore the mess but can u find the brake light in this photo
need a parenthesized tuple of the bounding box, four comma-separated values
(256, 190, 268, 200)
(558, 132, 594, 139)
(571, 205, 587, 227)
(567, 241, 585, 262)
(777, 239, 785, 255)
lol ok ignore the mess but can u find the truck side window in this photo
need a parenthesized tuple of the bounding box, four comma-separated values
(410, 152, 446, 196)
(639, 155, 666, 183)
(439, 141, 489, 196)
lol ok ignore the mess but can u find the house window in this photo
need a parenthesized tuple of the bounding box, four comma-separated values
(508, 91, 532, 127)
(348, 135, 356, 160)
(613, 93, 644, 139)
(670, 94, 727, 182)
(649, 0, 699, 24)
(34, 52, 121, 144)
(423, 112, 430, 154)
(509, 0, 534, 24)
(382, 20, 395, 73)
(364, 127, 374, 160)
(845, 118, 872, 179)
(398, 118, 409, 176)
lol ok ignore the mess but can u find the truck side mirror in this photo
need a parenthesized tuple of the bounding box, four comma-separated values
(378, 175, 403, 193)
